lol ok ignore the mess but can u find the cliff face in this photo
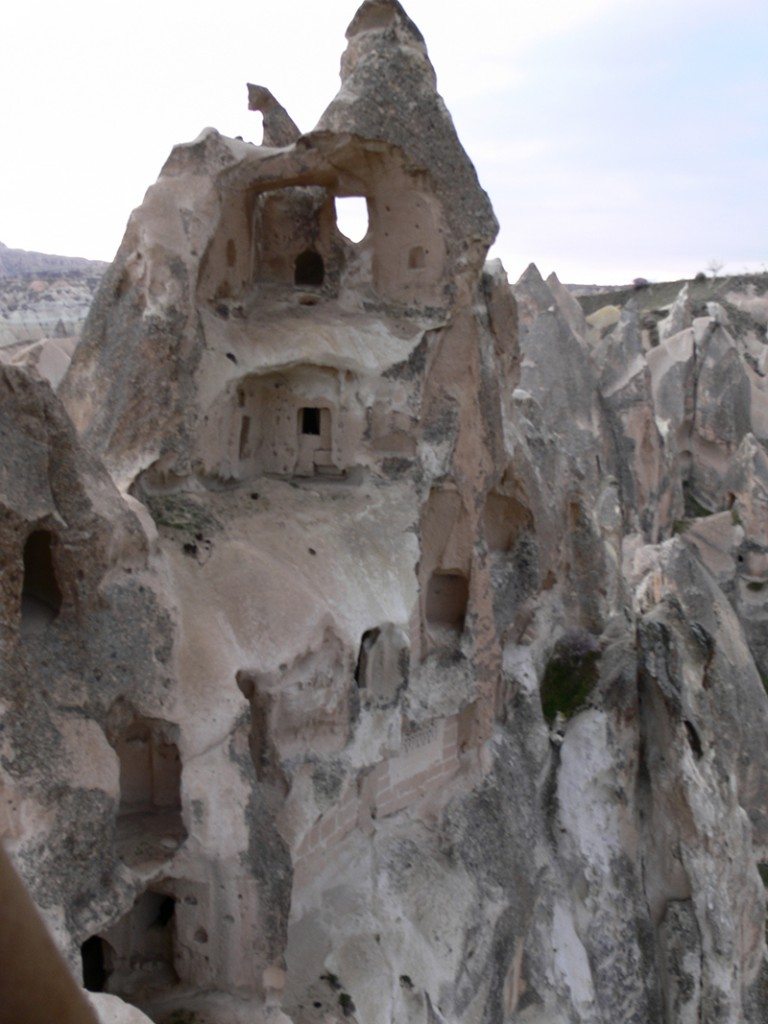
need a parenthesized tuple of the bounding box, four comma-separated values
(2, 3, 768, 1024)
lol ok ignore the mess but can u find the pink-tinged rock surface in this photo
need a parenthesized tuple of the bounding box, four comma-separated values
(2, 3, 768, 1023)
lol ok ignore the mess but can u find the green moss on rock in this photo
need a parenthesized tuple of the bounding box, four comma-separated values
(682, 487, 712, 520)
(540, 631, 601, 724)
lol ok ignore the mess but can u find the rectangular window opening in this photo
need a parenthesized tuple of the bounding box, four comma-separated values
(301, 407, 322, 436)
(239, 415, 251, 459)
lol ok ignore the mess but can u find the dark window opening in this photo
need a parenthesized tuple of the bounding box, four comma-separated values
(236, 671, 275, 779)
(294, 250, 325, 287)
(354, 627, 381, 686)
(426, 571, 469, 634)
(301, 407, 322, 436)
(21, 529, 62, 629)
(82, 936, 112, 993)
(153, 895, 176, 929)
(239, 415, 252, 459)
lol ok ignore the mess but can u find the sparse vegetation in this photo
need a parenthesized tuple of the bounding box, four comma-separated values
(540, 630, 601, 723)
(339, 992, 356, 1017)
(576, 271, 768, 319)
(720, 299, 759, 341)
(707, 259, 725, 280)
(682, 487, 712, 520)
(145, 494, 221, 537)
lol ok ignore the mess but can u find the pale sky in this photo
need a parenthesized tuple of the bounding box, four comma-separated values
(2, 0, 766, 283)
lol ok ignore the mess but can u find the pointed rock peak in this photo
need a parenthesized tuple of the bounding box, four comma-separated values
(338, 0, 433, 87)
(519, 263, 545, 286)
(659, 279, 694, 344)
(484, 258, 510, 283)
(671, 282, 693, 313)
(346, 0, 425, 45)
(315, 0, 497, 269)
(514, 264, 558, 327)
(547, 271, 589, 336)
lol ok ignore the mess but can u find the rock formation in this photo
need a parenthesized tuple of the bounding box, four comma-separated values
(0, 244, 106, 385)
(0, 241, 106, 279)
(2, 3, 767, 1023)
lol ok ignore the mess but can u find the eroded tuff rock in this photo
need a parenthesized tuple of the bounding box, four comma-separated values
(3, 3, 768, 1023)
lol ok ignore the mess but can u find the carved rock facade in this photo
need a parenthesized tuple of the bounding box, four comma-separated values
(2, 3, 767, 1023)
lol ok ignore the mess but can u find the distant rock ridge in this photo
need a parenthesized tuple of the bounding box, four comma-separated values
(0, 244, 107, 380)
(0, 240, 107, 279)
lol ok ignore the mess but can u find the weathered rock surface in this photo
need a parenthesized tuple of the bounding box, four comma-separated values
(2, 4, 768, 1024)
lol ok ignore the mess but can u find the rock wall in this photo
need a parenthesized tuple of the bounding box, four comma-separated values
(2, 3, 767, 1023)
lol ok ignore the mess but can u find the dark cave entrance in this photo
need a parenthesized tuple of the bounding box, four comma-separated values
(294, 250, 325, 287)
(102, 890, 180, 999)
(301, 407, 322, 435)
(21, 529, 62, 630)
(81, 935, 114, 993)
